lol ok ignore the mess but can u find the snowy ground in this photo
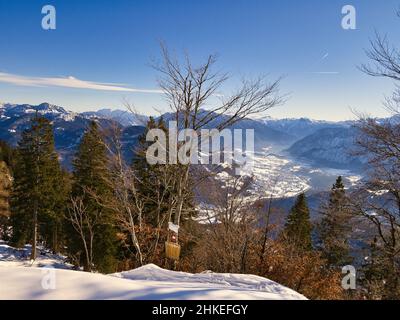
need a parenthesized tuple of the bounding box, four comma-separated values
(0, 241, 73, 269)
(0, 241, 306, 300)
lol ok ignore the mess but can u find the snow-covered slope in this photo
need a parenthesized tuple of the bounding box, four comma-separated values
(0, 264, 306, 300)
(82, 108, 148, 126)
(112, 264, 305, 300)
(0, 241, 72, 269)
(262, 117, 348, 140)
(287, 127, 364, 169)
(0, 241, 306, 300)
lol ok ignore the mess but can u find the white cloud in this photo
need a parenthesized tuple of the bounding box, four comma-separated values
(0, 72, 163, 93)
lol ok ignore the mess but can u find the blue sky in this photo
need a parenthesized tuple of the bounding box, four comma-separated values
(0, 0, 400, 120)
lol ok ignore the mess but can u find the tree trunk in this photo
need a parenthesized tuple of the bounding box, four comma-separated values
(31, 200, 38, 260)
(260, 197, 273, 264)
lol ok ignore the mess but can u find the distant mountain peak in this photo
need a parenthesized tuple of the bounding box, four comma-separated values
(82, 108, 148, 126)
(0, 102, 146, 168)
(36, 102, 70, 114)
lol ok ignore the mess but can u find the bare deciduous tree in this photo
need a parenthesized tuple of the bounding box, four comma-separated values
(195, 175, 258, 273)
(151, 43, 285, 229)
(350, 116, 400, 298)
(360, 31, 400, 82)
(355, 14, 400, 298)
(94, 123, 146, 266)
(66, 196, 97, 271)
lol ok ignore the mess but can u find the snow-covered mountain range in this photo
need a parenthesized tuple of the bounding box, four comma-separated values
(0, 102, 362, 168)
(82, 108, 149, 127)
(0, 102, 369, 196)
(262, 117, 352, 140)
(286, 127, 364, 170)
(0, 103, 145, 167)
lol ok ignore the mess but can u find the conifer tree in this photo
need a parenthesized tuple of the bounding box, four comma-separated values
(133, 116, 197, 229)
(318, 176, 353, 268)
(284, 192, 312, 251)
(0, 141, 13, 234)
(0, 160, 12, 240)
(133, 117, 171, 227)
(10, 115, 66, 258)
(67, 121, 118, 273)
(0, 140, 14, 170)
(360, 237, 385, 299)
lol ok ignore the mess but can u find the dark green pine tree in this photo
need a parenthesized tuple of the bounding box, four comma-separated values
(0, 140, 14, 240)
(10, 115, 66, 258)
(132, 116, 170, 227)
(317, 176, 353, 268)
(360, 236, 400, 299)
(284, 192, 312, 251)
(0, 140, 15, 171)
(361, 237, 380, 295)
(133, 116, 197, 229)
(67, 121, 118, 273)
(44, 168, 71, 253)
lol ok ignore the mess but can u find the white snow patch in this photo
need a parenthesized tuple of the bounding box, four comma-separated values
(0, 241, 72, 269)
(0, 241, 306, 300)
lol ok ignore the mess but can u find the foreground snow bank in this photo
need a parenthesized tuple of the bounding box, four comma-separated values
(0, 241, 306, 300)
(112, 264, 306, 300)
(0, 264, 306, 300)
